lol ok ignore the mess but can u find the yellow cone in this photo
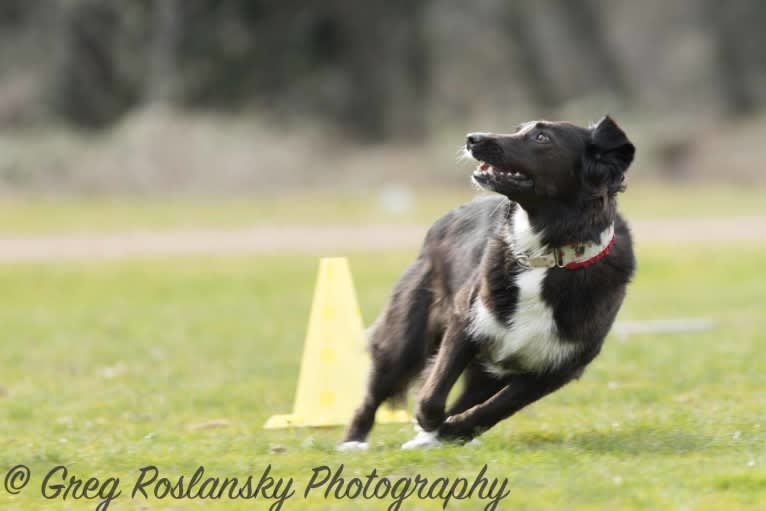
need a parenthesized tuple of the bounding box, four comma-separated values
(264, 257, 409, 429)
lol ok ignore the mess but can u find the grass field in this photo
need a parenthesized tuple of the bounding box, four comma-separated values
(0, 183, 765, 235)
(0, 237, 764, 510)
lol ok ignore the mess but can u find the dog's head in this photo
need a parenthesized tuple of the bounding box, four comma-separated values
(466, 116, 634, 212)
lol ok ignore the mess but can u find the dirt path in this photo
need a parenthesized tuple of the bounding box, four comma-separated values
(0, 217, 764, 263)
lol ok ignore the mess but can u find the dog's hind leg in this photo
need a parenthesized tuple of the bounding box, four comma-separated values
(339, 353, 416, 450)
(339, 261, 436, 450)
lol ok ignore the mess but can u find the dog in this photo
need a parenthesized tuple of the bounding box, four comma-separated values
(339, 116, 636, 451)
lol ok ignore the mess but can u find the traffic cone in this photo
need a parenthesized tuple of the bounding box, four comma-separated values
(264, 257, 409, 429)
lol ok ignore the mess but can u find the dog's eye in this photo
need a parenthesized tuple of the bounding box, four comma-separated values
(535, 132, 550, 143)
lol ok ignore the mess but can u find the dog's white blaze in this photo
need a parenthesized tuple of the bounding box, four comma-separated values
(470, 206, 576, 375)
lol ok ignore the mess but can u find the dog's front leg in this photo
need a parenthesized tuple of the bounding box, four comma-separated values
(415, 322, 476, 432)
(438, 371, 576, 442)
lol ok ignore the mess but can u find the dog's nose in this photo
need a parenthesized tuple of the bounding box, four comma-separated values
(466, 133, 486, 148)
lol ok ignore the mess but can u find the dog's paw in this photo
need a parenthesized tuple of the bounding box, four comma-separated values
(401, 429, 441, 450)
(415, 402, 446, 432)
(336, 441, 369, 452)
(437, 415, 477, 443)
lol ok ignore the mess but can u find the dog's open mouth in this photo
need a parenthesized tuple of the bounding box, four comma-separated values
(472, 160, 534, 189)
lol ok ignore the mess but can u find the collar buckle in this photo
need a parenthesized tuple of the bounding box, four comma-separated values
(515, 253, 557, 269)
(553, 248, 565, 268)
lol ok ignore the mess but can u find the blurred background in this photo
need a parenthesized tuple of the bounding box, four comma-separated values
(1, 0, 766, 197)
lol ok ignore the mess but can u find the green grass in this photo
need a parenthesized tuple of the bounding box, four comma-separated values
(0, 242, 764, 510)
(0, 183, 764, 235)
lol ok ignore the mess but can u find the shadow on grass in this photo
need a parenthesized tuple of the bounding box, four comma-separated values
(513, 426, 711, 455)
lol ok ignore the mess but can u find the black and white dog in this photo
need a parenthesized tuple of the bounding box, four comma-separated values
(340, 116, 636, 451)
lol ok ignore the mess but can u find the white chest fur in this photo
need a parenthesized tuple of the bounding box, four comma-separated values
(468, 205, 576, 376)
(469, 272, 574, 375)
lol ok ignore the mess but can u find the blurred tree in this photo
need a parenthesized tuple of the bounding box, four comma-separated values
(311, 0, 429, 141)
(170, 0, 429, 141)
(550, 0, 631, 103)
(504, 2, 559, 113)
(147, 0, 181, 104)
(702, 0, 763, 118)
(51, 0, 151, 128)
(25, 0, 766, 136)
(0, 0, 39, 26)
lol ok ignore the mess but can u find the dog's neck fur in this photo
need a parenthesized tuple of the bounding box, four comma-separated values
(509, 194, 617, 250)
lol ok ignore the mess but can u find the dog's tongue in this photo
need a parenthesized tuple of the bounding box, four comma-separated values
(480, 162, 489, 170)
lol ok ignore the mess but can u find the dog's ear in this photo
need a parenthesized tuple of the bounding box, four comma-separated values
(584, 115, 635, 192)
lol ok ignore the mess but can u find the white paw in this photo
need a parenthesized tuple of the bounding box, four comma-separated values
(465, 438, 482, 448)
(336, 441, 369, 452)
(401, 429, 441, 450)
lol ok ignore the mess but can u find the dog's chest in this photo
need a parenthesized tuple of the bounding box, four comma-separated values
(469, 267, 575, 376)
